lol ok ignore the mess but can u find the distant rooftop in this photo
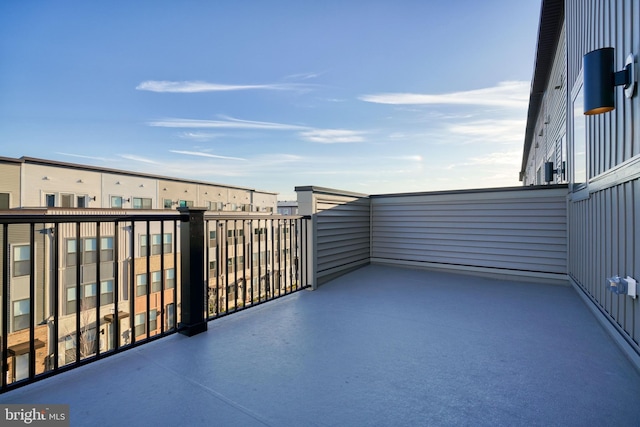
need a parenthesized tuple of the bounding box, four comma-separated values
(1, 155, 278, 195)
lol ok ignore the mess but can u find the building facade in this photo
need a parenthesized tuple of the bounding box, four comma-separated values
(0, 156, 287, 384)
(0, 156, 278, 212)
(521, 0, 640, 355)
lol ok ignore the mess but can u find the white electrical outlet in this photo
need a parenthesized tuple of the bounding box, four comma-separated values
(626, 276, 637, 299)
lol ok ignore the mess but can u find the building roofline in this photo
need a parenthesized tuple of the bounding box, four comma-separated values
(12, 156, 278, 195)
(370, 184, 568, 199)
(520, 0, 565, 180)
(0, 156, 23, 164)
(294, 186, 369, 198)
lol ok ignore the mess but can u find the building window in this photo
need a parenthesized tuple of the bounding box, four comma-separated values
(151, 234, 162, 255)
(149, 309, 158, 332)
(164, 199, 173, 209)
(61, 194, 73, 208)
(15, 353, 29, 381)
(165, 268, 175, 289)
(209, 201, 223, 211)
(133, 197, 152, 209)
(140, 235, 148, 257)
(66, 237, 112, 265)
(83, 238, 97, 264)
(151, 271, 162, 292)
(46, 194, 55, 207)
(166, 303, 175, 329)
(66, 240, 77, 266)
(179, 200, 193, 208)
(82, 283, 97, 309)
(141, 234, 172, 256)
(13, 245, 30, 277)
(64, 336, 76, 364)
(0, 192, 10, 209)
(101, 237, 114, 261)
(101, 280, 114, 305)
(209, 230, 217, 246)
(134, 313, 146, 338)
(136, 274, 147, 297)
(66, 287, 77, 314)
(572, 84, 587, 189)
(163, 234, 172, 253)
(111, 196, 123, 208)
(209, 261, 217, 275)
(13, 299, 30, 331)
(77, 196, 87, 208)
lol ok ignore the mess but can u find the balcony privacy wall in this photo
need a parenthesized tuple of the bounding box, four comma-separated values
(297, 185, 569, 286)
(370, 186, 569, 283)
(296, 187, 370, 285)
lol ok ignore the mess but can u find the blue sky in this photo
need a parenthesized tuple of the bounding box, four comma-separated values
(0, 1, 541, 200)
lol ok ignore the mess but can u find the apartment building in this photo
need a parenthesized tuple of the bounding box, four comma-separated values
(0, 156, 288, 383)
(0, 156, 278, 211)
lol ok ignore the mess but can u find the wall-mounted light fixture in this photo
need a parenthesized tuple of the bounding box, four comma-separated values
(584, 48, 636, 115)
(544, 161, 565, 183)
(90, 196, 97, 201)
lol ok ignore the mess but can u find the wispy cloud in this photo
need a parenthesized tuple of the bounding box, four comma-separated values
(448, 119, 526, 142)
(148, 115, 366, 144)
(446, 149, 522, 169)
(119, 154, 160, 164)
(359, 81, 529, 109)
(169, 150, 246, 161)
(56, 152, 109, 162)
(299, 129, 366, 143)
(284, 72, 323, 80)
(147, 116, 306, 130)
(136, 80, 307, 93)
(177, 132, 221, 141)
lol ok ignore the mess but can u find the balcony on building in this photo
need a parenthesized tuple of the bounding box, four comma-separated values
(0, 185, 639, 426)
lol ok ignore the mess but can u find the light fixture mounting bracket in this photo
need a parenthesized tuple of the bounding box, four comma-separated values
(624, 53, 636, 98)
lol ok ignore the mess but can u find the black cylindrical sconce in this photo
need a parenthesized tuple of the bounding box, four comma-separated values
(583, 47, 636, 115)
(584, 48, 615, 115)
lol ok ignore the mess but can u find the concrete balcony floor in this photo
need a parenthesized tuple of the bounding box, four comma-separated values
(2, 265, 640, 426)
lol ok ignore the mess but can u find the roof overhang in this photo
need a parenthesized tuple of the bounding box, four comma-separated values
(520, 0, 565, 180)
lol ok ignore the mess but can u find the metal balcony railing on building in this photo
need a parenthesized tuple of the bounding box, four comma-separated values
(0, 209, 311, 393)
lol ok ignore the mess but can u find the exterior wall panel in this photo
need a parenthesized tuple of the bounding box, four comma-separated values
(0, 162, 20, 209)
(565, 0, 640, 354)
(296, 187, 370, 285)
(372, 186, 568, 281)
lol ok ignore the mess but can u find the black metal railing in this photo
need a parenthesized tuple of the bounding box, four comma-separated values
(205, 215, 311, 320)
(0, 209, 310, 393)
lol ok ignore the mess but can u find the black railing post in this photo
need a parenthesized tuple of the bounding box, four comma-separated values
(178, 208, 208, 336)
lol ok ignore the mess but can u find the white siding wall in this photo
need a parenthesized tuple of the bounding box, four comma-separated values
(102, 174, 157, 209)
(22, 165, 102, 208)
(0, 162, 20, 208)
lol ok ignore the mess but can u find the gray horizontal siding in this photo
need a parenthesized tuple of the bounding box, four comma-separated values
(314, 194, 370, 283)
(371, 187, 568, 279)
